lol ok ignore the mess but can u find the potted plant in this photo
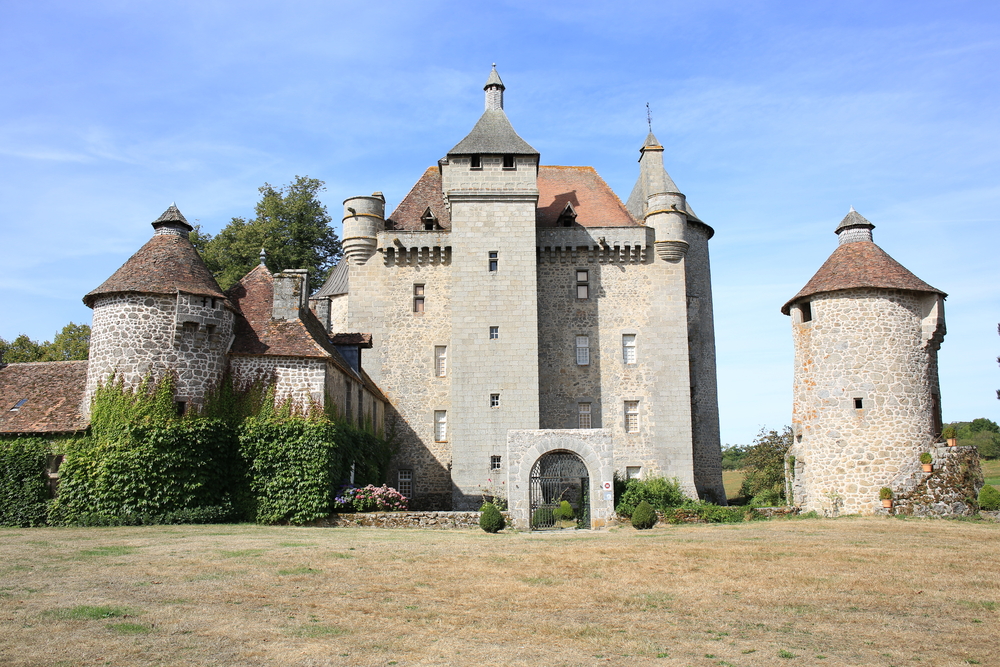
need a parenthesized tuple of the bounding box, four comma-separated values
(879, 487, 894, 509)
(920, 452, 933, 473)
(942, 426, 957, 446)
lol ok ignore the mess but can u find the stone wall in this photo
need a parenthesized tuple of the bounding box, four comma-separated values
(84, 292, 232, 413)
(310, 510, 510, 529)
(230, 356, 326, 407)
(887, 445, 983, 517)
(789, 288, 944, 514)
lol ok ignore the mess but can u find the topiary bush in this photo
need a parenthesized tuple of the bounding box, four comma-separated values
(631, 500, 657, 529)
(552, 500, 574, 521)
(479, 502, 505, 533)
(979, 484, 1000, 511)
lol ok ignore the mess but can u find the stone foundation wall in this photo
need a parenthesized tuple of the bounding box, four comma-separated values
(310, 511, 510, 529)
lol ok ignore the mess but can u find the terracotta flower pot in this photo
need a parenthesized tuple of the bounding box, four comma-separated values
(947, 438, 957, 447)
(882, 498, 893, 508)
(922, 463, 933, 473)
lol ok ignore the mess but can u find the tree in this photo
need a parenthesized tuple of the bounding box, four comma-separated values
(197, 176, 341, 291)
(739, 426, 793, 502)
(0, 323, 91, 364)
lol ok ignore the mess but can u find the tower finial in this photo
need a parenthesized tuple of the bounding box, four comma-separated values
(259, 247, 266, 266)
(646, 103, 652, 133)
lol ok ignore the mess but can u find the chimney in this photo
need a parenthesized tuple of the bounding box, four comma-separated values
(272, 269, 309, 321)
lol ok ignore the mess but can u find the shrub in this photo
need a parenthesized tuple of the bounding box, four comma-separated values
(552, 500, 574, 521)
(531, 506, 554, 528)
(920, 452, 933, 465)
(0, 437, 51, 527)
(979, 485, 1000, 511)
(942, 426, 957, 439)
(479, 502, 505, 533)
(739, 426, 793, 501)
(334, 484, 408, 512)
(748, 490, 784, 508)
(631, 500, 657, 529)
(879, 487, 893, 500)
(615, 476, 686, 517)
(663, 502, 760, 524)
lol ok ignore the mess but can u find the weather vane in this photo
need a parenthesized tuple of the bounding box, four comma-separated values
(646, 103, 652, 132)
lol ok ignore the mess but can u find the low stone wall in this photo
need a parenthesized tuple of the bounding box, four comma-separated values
(885, 446, 983, 517)
(309, 511, 511, 529)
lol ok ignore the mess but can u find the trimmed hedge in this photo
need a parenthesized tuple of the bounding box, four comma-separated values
(479, 502, 505, 533)
(631, 500, 657, 529)
(0, 437, 50, 527)
(979, 484, 1000, 512)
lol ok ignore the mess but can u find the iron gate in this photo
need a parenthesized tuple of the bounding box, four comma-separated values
(529, 451, 590, 530)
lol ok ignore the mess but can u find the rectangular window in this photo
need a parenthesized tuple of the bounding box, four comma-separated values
(575, 336, 590, 365)
(413, 284, 425, 313)
(854, 397, 864, 410)
(502, 154, 515, 169)
(434, 346, 447, 377)
(576, 269, 589, 299)
(489, 326, 499, 340)
(490, 393, 500, 408)
(488, 251, 498, 272)
(470, 154, 482, 169)
(491, 455, 502, 470)
(626, 466, 641, 480)
(625, 401, 639, 433)
(578, 402, 592, 429)
(434, 410, 447, 441)
(398, 470, 413, 498)
(622, 334, 637, 364)
(801, 302, 813, 323)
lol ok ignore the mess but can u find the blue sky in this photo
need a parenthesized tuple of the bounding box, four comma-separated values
(2, 1, 997, 447)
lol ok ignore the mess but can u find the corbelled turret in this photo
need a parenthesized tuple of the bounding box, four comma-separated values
(341, 192, 385, 265)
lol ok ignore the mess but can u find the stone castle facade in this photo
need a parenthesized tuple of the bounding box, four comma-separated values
(308, 67, 726, 521)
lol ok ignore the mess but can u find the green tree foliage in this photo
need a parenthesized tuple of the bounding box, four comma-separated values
(196, 176, 341, 291)
(721, 444, 747, 470)
(739, 426, 793, 503)
(946, 419, 1000, 459)
(0, 323, 91, 363)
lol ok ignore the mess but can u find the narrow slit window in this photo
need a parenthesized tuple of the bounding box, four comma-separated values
(489, 326, 499, 340)
(622, 334, 637, 364)
(398, 470, 413, 498)
(434, 410, 447, 441)
(413, 284, 425, 313)
(625, 401, 639, 433)
(578, 402, 592, 429)
(576, 269, 589, 299)
(434, 346, 447, 377)
(576, 336, 590, 365)
(488, 251, 498, 272)
(854, 397, 864, 410)
(490, 393, 500, 408)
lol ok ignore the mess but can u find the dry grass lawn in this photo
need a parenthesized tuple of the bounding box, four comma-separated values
(1, 517, 998, 667)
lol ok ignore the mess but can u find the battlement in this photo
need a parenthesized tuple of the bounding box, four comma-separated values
(536, 226, 652, 264)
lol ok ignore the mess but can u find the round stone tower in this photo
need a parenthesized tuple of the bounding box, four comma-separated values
(341, 193, 385, 265)
(82, 205, 234, 415)
(782, 209, 947, 514)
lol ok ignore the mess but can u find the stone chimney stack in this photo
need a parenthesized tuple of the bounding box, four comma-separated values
(272, 269, 309, 321)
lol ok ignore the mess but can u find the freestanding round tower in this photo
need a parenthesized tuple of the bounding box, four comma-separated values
(82, 205, 234, 415)
(782, 209, 947, 514)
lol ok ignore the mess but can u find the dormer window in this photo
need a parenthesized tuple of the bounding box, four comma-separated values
(470, 155, 482, 170)
(502, 154, 515, 170)
(558, 203, 577, 227)
(421, 208, 438, 231)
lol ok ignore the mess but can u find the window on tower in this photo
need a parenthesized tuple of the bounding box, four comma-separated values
(800, 302, 813, 322)
(413, 284, 425, 313)
(576, 270, 589, 299)
(576, 336, 590, 365)
(622, 334, 637, 364)
(488, 251, 498, 272)
(470, 155, 482, 169)
(502, 154, 515, 169)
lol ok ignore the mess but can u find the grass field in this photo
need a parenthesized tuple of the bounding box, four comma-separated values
(722, 469, 745, 500)
(982, 458, 1000, 488)
(2, 518, 998, 666)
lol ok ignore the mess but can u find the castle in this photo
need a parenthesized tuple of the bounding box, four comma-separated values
(1, 67, 978, 525)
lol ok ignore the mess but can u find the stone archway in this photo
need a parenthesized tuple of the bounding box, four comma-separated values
(529, 450, 590, 530)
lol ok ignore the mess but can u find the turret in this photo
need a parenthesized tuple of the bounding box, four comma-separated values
(484, 64, 504, 111)
(627, 133, 688, 262)
(341, 192, 385, 265)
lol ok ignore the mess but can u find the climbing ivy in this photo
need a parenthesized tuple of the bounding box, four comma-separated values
(0, 437, 51, 527)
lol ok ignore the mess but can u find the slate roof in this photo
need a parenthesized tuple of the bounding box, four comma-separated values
(484, 67, 504, 89)
(312, 260, 350, 298)
(151, 204, 193, 232)
(84, 231, 228, 307)
(781, 241, 946, 315)
(387, 168, 452, 231)
(448, 110, 538, 156)
(536, 166, 637, 227)
(835, 208, 875, 233)
(0, 361, 89, 434)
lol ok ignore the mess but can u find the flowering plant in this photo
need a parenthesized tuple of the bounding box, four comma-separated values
(333, 484, 408, 512)
(478, 478, 508, 510)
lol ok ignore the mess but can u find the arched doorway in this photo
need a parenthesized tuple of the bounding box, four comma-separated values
(529, 450, 590, 530)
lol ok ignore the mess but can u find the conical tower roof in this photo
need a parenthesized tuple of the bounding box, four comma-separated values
(83, 206, 227, 307)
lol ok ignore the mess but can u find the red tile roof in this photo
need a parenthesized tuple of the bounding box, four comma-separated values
(0, 361, 89, 434)
(388, 165, 637, 230)
(84, 233, 228, 307)
(782, 241, 945, 314)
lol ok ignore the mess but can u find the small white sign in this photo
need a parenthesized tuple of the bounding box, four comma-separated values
(602, 481, 612, 491)
(604, 491, 613, 501)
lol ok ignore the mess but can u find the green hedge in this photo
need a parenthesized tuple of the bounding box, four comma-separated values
(0, 437, 51, 527)
(615, 476, 686, 517)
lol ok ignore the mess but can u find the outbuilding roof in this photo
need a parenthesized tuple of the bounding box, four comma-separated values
(0, 361, 89, 434)
(83, 226, 228, 307)
(781, 241, 946, 315)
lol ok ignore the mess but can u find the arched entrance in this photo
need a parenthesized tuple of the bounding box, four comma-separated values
(529, 450, 590, 530)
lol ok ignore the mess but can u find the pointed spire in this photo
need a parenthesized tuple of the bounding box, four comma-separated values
(484, 64, 504, 111)
(835, 207, 875, 245)
(151, 203, 193, 236)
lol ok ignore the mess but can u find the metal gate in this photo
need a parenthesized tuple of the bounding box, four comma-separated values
(529, 451, 590, 530)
